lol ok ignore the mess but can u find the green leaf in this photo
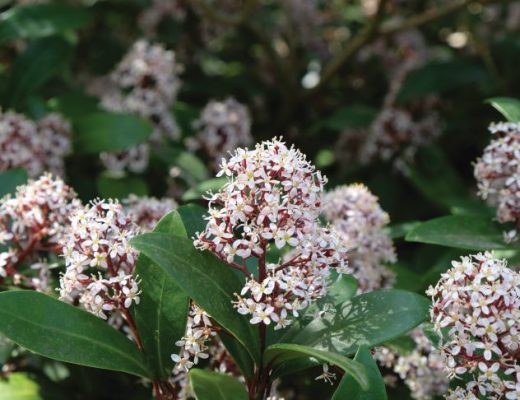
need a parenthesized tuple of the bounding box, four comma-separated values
(323, 105, 378, 130)
(218, 333, 255, 379)
(293, 290, 429, 355)
(74, 112, 152, 154)
(97, 175, 148, 199)
(4, 36, 72, 109)
(189, 369, 248, 400)
(405, 215, 513, 250)
(0, 4, 91, 43)
(134, 212, 190, 379)
(47, 92, 100, 121)
(486, 97, 520, 122)
(130, 233, 261, 364)
(0, 168, 28, 198)
(326, 273, 358, 305)
(177, 204, 208, 238)
(0, 373, 42, 400)
(384, 221, 421, 239)
(397, 61, 489, 104)
(332, 346, 387, 400)
(182, 178, 227, 202)
(264, 343, 369, 390)
(387, 263, 423, 292)
(0, 291, 150, 378)
(383, 335, 416, 355)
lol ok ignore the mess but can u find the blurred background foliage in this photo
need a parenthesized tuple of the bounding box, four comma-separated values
(0, 0, 519, 398)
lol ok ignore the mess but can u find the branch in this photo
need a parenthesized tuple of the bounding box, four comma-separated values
(305, 0, 510, 97)
(380, 0, 510, 35)
(304, 0, 388, 97)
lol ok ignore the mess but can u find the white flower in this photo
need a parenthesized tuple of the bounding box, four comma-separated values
(195, 138, 349, 327)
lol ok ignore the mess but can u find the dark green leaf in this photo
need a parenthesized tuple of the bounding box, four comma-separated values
(0, 291, 150, 378)
(182, 178, 227, 202)
(486, 97, 520, 122)
(130, 233, 261, 363)
(383, 336, 416, 355)
(387, 263, 423, 292)
(134, 212, 190, 379)
(218, 333, 255, 379)
(323, 105, 378, 130)
(177, 204, 208, 238)
(47, 93, 100, 121)
(264, 343, 369, 390)
(189, 369, 248, 400)
(397, 61, 489, 104)
(326, 273, 358, 305)
(4, 36, 72, 109)
(0, 4, 91, 43)
(405, 215, 513, 250)
(0, 373, 42, 400)
(0, 168, 28, 198)
(384, 221, 421, 239)
(97, 175, 148, 199)
(293, 290, 429, 355)
(332, 346, 387, 400)
(74, 112, 152, 154)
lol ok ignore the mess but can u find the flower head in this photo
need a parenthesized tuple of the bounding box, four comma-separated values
(428, 252, 520, 399)
(474, 122, 520, 242)
(195, 138, 348, 326)
(323, 184, 396, 292)
(0, 174, 80, 290)
(59, 199, 140, 322)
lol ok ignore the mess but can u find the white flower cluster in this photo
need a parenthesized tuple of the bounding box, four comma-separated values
(427, 252, 520, 399)
(0, 174, 80, 290)
(374, 327, 449, 400)
(323, 184, 396, 292)
(0, 110, 71, 177)
(474, 122, 520, 243)
(123, 194, 177, 231)
(194, 138, 348, 327)
(100, 40, 180, 173)
(192, 97, 252, 169)
(360, 107, 442, 166)
(59, 200, 141, 321)
(172, 304, 214, 372)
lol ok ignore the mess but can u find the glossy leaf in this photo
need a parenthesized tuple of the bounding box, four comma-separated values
(189, 369, 248, 400)
(4, 36, 72, 109)
(177, 204, 207, 238)
(0, 373, 42, 400)
(0, 168, 28, 198)
(97, 175, 149, 199)
(486, 97, 520, 122)
(74, 111, 152, 154)
(182, 178, 227, 202)
(292, 290, 429, 355)
(0, 4, 91, 43)
(405, 215, 513, 250)
(130, 233, 261, 363)
(332, 346, 387, 400)
(264, 343, 369, 390)
(134, 212, 189, 379)
(0, 291, 150, 378)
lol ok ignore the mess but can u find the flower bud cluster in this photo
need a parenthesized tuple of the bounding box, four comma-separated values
(323, 184, 396, 292)
(374, 327, 449, 400)
(0, 110, 71, 177)
(194, 138, 348, 327)
(59, 200, 141, 321)
(427, 252, 520, 399)
(123, 194, 177, 231)
(192, 98, 252, 169)
(474, 122, 520, 242)
(0, 174, 80, 290)
(99, 40, 180, 173)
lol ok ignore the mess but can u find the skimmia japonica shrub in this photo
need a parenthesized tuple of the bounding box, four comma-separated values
(1, 0, 520, 399)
